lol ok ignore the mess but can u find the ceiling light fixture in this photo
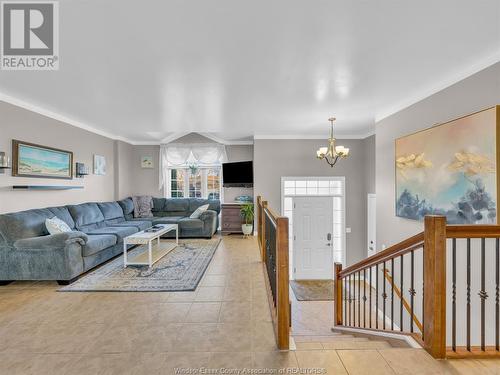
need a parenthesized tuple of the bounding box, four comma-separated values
(316, 117, 350, 167)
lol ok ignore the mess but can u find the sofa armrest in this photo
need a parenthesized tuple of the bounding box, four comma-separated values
(199, 210, 217, 221)
(13, 231, 88, 251)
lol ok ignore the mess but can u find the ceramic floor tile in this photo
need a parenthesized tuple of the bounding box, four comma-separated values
(337, 349, 396, 375)
(295, 350, 348, 375)
(219, 301, 251, 322)
(379, 348, 450, 375)
(185, 302, 222, 323)
(195, 286, 226, 302)
(253, 351, 299, 370)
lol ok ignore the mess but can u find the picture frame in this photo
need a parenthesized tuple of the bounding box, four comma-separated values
(395, 105, 500, 224)
(141, 156, 153, 169)
(12, 140, 73, 179)
(93, 155, 106, 175)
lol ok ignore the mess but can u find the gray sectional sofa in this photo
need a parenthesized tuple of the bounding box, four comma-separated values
(0, 198, 220, 284)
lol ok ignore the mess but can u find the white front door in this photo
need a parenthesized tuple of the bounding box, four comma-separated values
(367, 194, 376, 258)
(293, 196, 333, 280)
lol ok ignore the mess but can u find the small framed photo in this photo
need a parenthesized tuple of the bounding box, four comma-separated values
(93, 155, 106, 175)
(141, 156, 153, 169)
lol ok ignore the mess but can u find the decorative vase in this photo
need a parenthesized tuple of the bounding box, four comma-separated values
(242, 224, 253, 236)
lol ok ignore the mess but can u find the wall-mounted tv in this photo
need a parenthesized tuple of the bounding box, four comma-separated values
(222, 161, 253, 187)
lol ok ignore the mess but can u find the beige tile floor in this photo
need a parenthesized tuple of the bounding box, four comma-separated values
(0, 235, 498, 374)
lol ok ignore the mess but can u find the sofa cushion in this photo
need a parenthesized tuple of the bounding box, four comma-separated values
(86, 226, 138, 241)
(118, 198, 134, 220)
(0, 208, 55, 245)
(83, 234, 117, 257)
(109, 221, 152, 231)
(178, 218, 204, 229)
(68, 203, 105, 231)
(189, 199, 221, 214)
(165, 198, 190, 213)
(45, 217, 72, 235)
(47, 206, 75, 229)
(97, 202, 124, 222)
(152, 198, 166, 212)
(152, 216, 184, 225)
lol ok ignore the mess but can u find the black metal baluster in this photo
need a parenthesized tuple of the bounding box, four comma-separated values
(348, 274, 352, 326)
(410, 250, 415, 333)
(383, 261, 386, 330)
(344, 277, 347, 327)
(452, 238, 456, 352)
(400, 255, 404, 332)
(480, 238, 487, 352)
(353, 273, 356, 327)
(369, 266, 372, 328)
(358, 271, 361, 327)
(391, 258, 394, 330)
(376, 263, 379, 329)
(363, 268, 366, 328)
(467, 238, 471, 352)
(497, 238, 499, 352)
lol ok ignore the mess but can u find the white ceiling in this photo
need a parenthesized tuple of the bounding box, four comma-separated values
(1, 0, 499, 144)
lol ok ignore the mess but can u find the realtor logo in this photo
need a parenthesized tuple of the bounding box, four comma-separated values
(1, 1, 59, 70)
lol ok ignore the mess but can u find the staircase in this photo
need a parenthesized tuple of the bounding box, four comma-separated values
(292, 330, 405, 350)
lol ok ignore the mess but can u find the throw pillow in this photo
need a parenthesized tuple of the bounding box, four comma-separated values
(45, 217, 72, 235)
(190, 204, 210, 219)
(132, 195, 154, 218)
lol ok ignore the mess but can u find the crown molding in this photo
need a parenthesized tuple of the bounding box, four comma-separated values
(0, 91, 139, 144)
(198, 133, 253, 145)
(0, 93, 254, 146)
(375, 51, 500, 123)
(254, 130, 375, 140)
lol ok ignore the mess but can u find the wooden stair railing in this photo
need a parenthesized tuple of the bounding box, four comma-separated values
(335, 215, 500, 359)
(257, 196, 290, 350)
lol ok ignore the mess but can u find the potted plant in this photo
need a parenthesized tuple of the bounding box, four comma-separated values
(240, 203, 254, 237)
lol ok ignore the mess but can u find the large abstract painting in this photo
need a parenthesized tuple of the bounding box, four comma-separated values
(12, 140, 73, 179)
(396, 106, 500, 224)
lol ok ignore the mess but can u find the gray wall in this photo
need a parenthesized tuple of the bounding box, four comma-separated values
(376, 62, 500, 249)
(254, 137, 375, 266)
(0, 101, 116, 214)
(114, 140, 134, 200)
(116, 134, 254, 201)
(126, 145, 162, 197)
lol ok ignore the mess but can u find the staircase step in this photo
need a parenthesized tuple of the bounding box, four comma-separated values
(294, 335, 367, 342)
(322, 340, 392, 350)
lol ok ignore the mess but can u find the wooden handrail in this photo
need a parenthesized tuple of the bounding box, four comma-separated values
(383, 268, 423, 333)
(340, 232, 424, 278)
(446, 225, 500, 238)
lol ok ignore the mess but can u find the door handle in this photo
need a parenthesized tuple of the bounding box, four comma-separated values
(327, 233, 332, 241)
(369, 247, 374, 251)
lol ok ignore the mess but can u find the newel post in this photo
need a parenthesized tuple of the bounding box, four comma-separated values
(334, 263, 343, 326)
(423, 215, 447, 359)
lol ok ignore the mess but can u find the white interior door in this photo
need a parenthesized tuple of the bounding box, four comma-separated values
(367, 193, 376, 258)
(293, 196, 333, 280)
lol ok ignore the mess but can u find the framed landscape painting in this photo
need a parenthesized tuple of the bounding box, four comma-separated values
(395, 106, 500, 224)
(12, 140, 73, 179)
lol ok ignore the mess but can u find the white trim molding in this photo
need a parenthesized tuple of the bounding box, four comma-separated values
(254, 130, 375, 140)
(375, 51, 500, 122)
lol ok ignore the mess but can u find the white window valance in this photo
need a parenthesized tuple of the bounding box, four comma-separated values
(159, 143, 227, 189)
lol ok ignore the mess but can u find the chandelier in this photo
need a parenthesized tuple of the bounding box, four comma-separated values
(316, 117, 350, 167)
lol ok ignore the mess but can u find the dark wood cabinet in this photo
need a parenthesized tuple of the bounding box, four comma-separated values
(221, 203, 244, 235)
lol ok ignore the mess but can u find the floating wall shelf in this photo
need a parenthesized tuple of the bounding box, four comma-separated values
(12, 185, 84, 190)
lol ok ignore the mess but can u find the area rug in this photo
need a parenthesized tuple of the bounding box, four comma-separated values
(290, 280, 334, 301)
(59, 239, 221, 292)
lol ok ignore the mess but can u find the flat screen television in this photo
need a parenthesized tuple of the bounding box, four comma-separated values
(222, 161, 253, 187)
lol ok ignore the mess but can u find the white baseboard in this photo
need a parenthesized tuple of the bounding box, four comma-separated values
(332, 326, 421, 348)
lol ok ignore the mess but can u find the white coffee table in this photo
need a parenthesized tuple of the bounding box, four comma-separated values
(123, 224, 178, 268)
